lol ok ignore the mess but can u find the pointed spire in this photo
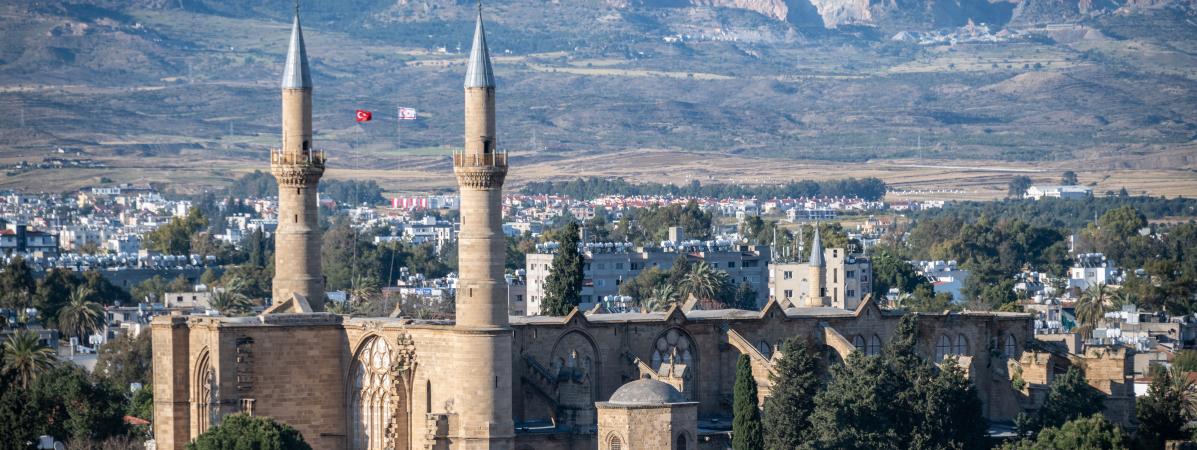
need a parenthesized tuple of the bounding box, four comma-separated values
(281, 3, 312, 90)
(808, 226, 824, 267)
(464, 2, 495, 89)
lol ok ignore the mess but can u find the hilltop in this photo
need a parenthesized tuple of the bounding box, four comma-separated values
(0, 0, 1195, 195)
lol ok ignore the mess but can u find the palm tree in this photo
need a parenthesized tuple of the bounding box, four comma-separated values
(1110, 288, 1138, 310)
(209, 279, 252, 316)
(681, 262, 728, 301)
(326, 301, 354, 315)
(57, 286, 104, 342)
(2, 329, 56, 388)
(644, 284, 679, 312)
(349, 275, 381, 304)
(1169, 366, 1197, 419)
(1074, 283, 1111, 338)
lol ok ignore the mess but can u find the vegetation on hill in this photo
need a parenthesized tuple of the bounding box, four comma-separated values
(521, 177, 889, 201)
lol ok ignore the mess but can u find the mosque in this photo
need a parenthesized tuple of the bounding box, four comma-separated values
(150, 5, 1131, 450)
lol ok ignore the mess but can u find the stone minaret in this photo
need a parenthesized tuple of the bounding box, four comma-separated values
(452, 4, 514, 449)
(806, 227, 825, 307)
(270, 6, 326, 311)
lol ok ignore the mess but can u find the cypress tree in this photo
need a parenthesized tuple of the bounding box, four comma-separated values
(1136, 367, 1192, 450)
(733, 354, 764, 450)
(540, 222, 584, 316)
(763, 338, 819, 450)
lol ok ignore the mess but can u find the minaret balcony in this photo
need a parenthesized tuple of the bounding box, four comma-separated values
(271, 148, 326, 168)
(453, 150, 507, 168)
(270, 148, 326, 187)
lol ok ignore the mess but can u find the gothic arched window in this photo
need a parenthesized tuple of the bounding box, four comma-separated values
(852, 335, 866, 354)
(1005, 335, 1018, 358)
(867, 335, 882, 356)
(677, 433, 688, 450)
(350, 337, 396, 450)
(955, 334, 969, 356)
(935, 335, 952, 361)
(609, 435, 623, 450)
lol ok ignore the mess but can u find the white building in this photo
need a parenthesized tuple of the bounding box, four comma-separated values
(1070, 253, 1118, 291)
(1025, 185, 1092, 200)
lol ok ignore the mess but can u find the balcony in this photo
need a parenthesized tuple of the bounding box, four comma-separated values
(453, 151, 507, 168)
(270, 149, 326, 167)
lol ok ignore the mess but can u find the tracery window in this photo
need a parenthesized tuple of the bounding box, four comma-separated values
(935, 335, 952, 361)
(651, 328, 694, 370)
(1005, 335, 1018, 357)
(350, 337, 396, 450)
(955, 334, 969, 356)
(758, 340, 773, 359)
(867, 335, 882, 356)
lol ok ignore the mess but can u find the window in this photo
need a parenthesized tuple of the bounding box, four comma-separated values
(867, 335, 882, 356)
(783, 289, 792, 299)
(630, 263, 640, 270)
(677, 434, 688, 450)
(935, 335, 952, 361)
(728, 261, 736, 268)
(615, 263, 624, 270)
(758, 341, 773, 359)
(596, 280, 605, 287)
(847, 270, 855, 279)
(597, 263, 605, 270)
(847, 289, 855, 298)
(610, 435, 622, 450)
(744, 260, 758, 268)
(1005, 335, 1018, 357)
(853, 335, 866, 353)
(712, 262, 719, 268)
(955, 334, 968, 356)
(833, 269, 838, 283)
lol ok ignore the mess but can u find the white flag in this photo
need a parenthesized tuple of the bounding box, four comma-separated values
(398, 107, 417, 120)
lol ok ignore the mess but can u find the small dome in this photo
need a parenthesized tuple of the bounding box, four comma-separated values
(608, 379, 685, 405)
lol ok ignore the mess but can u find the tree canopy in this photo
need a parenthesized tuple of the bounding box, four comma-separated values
(187, 413, 312, 450)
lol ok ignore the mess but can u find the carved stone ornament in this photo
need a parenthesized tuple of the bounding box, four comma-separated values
(454, 165, 507, 189)
(270, 163, 325, 187)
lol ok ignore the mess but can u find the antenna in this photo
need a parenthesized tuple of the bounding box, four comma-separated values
(295, 0, 300, 16)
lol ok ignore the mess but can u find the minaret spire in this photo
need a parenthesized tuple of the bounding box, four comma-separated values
(281, 2, 312, 90)
(809, 226, 824, 267)
(464, 1, 495, 89)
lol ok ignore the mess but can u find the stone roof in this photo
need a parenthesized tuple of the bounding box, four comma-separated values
(606, 379, 686, 406)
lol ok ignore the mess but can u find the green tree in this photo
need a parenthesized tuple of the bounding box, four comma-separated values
(200, 268, 220, 287)
(0, 256, 36, 310)
(541, 222, 584, 316)
(187, 413, 312, 450)
(1008, 176, 1032, 199)
(130, 275, 169, 303)
(1098, 205, 1147, 240)
(1001, 414, 1125, 450)
(870, 248, 931, 300)
(128, 384, 154, 421)
(733, 354, 764, 450)
(57, 286, 104, 342)
(94, 332, 152, 390)
(35, 268, 81, 327)
(1136, 367, 1196, 450)
(81, 270, 131, 305)
(0, 383, 39, 450)
(1018, 367, 1104, 435)
(2, 329, 57, 389)
(913, 358, 987, 450)
(1060, 171, 1078, 186)
(733, 282, 758, 310)
(618, 267, 667, 302)
(30, 365, 128, 443)
(807, 352, 910, 450)
(145, 207, 208, 254)
(763, 338, 819, 450)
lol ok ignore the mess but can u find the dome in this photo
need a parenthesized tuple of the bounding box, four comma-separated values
(607, 379, 686, 405)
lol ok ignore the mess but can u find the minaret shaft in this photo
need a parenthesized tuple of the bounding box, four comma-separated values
(271, 12, 325, 311)
(451, 5, 514, 449)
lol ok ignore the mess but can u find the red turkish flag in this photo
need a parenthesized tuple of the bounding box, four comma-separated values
(355, 109, 373, 122)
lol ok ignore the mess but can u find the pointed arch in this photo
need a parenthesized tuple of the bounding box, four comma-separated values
(348, 335, 404, 450)
(192, 348, 213, 434)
